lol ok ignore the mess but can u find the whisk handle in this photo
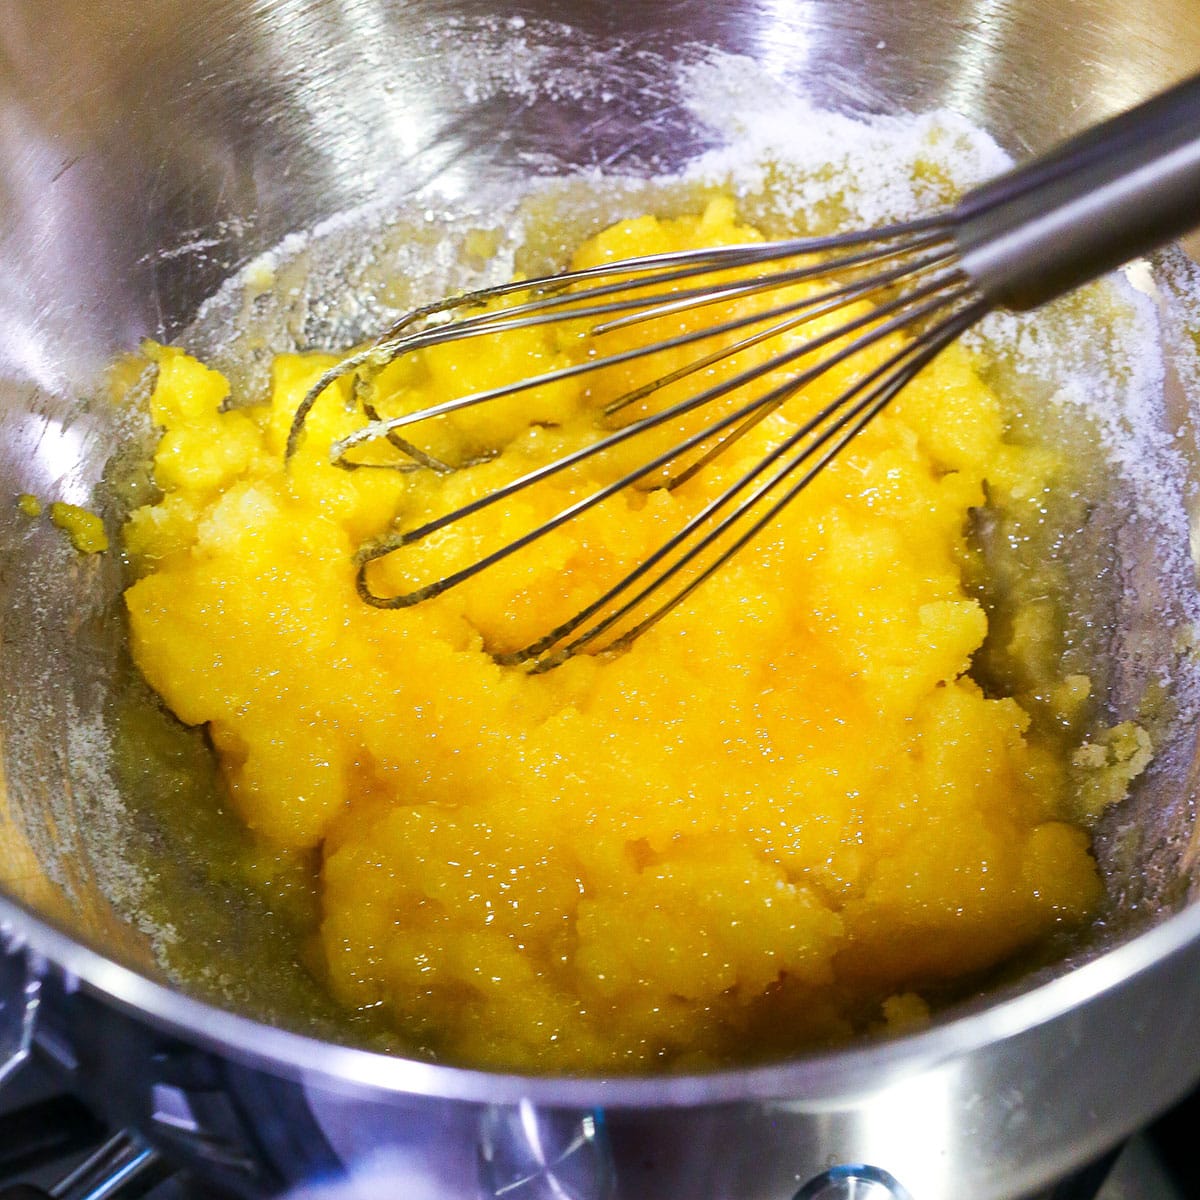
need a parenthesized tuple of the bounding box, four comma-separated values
(953, 71, 1200, 311)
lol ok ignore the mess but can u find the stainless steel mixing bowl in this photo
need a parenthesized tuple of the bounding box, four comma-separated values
(3, 3, 1200, 1198)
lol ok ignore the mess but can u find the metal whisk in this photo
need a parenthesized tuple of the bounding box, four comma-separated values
(288, 73, 1200, 671)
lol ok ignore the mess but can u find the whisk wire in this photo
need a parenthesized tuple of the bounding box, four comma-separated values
(354, 272, 979, 625)
(500, 296, 988, 669)
(595, 245, 958, 417)
(589, 234, 956, 336)
(354, 267, 969, 555)
(288, 223, 957, 460)
(633, 262, 966, 487)
(331, 245, 961, 466)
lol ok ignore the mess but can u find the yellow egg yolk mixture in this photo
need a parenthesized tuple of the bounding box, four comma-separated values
(123, 197, 1110, 1072)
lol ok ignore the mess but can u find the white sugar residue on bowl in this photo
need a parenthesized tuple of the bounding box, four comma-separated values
(680, 51, 1014, 228)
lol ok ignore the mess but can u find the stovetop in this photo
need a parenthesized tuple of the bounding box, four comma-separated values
(1, 1058, 195, 1200)
(0, 1051, 1194, 1200)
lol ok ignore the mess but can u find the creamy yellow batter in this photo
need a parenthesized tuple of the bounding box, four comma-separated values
(124, 198, 1113, 1072)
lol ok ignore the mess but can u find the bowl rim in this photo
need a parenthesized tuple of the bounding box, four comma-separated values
(4, 884, 1200, 1106)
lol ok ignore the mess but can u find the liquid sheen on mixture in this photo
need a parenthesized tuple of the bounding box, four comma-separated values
(123, 197, 1128, 1072)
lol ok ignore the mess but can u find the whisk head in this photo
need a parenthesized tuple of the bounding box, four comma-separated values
(286, 213, 989, 671)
